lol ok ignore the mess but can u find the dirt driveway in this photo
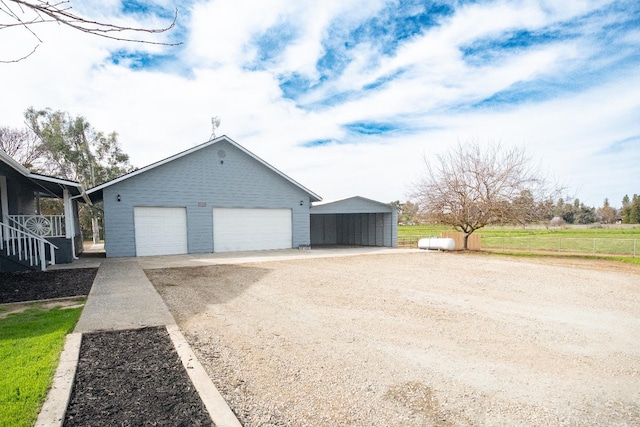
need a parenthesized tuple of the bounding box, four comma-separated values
(147, 252, 640, 426)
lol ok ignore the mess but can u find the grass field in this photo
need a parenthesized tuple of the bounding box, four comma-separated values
(0, 306, 83, 427)
(398, 224, 640, 239)
(399, 224, 640, 260)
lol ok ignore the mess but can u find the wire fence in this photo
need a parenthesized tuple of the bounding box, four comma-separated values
(399, 235, 638, 257)
(481, 237, 638, 257)
(398, 236, 421, 248)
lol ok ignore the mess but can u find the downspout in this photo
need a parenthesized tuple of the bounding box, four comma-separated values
(81, 128, 100, 244)
(35, 192, 41, 214)
(63, 188, 77, 259)
(72, 189, 93, 255)
(0, 176, 8, 240)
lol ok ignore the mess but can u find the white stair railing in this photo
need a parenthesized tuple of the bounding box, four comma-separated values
(1, 221, 58, 271)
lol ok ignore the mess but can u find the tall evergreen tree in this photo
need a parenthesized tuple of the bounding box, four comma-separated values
(597, 198, 617, 224)
(631, 195, 640, 224)
(621, 195, 632, 223)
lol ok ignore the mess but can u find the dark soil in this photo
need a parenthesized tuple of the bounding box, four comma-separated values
(1, 267, 215, 425)
(0, 268, 98, 303)
(65, 326, 215, 427)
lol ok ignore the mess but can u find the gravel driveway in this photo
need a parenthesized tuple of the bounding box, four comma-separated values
(146, 252, 640, 426)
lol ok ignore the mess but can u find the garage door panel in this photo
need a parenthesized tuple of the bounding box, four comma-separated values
(213, 208, 292, 252)
(134, 207, 188, 256)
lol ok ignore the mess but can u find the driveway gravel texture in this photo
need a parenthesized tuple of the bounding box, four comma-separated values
(146, 252, 640, 427)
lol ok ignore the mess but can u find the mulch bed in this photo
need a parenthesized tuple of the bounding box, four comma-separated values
(65, 326, 215, 427)
(0, 268, 98, 303)
(1, 267, 215, 426)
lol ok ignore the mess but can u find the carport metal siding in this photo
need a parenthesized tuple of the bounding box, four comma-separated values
(103, 140, 312, 258)
(310, 197, 398, 247)
(311, 213, 394, 247)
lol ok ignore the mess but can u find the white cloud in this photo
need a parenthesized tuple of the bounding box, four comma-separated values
(0, 0, 638, 210)
(187, 0, 290, 66)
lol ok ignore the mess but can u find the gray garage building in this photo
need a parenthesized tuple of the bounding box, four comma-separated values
(86, 136, 396, 257)
(310, 197, 397, 247)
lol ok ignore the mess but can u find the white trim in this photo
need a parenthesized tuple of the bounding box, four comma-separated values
(85, 135, 322, 202)
(1, 149, 86, 202)
(1, 149, 82, 189)
(63, 189, 77, 259)
(311, 196, 393, 213)
(29, 173, 84, 188)
(0, 176, 8, 240)
(0, 149, 30, 176)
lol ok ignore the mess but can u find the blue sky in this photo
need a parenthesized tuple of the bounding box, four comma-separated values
(1, 0, 639, 208)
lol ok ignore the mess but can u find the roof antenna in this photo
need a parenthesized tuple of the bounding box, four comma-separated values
(210, 116, 221, 140)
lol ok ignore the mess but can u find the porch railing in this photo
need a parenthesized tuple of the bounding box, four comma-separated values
(8, 215, 65, 237)
(1, 221, 58, 271)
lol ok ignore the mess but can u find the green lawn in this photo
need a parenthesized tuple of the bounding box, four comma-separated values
(0, 306, 83, 427)
(398, 224, 640, 257)
(398, 224, 640, 239)
(398, 224, 452, 237)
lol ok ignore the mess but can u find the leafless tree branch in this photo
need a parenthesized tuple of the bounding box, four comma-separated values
(0, 43, 38, 62)
(1, 0, 181, 62)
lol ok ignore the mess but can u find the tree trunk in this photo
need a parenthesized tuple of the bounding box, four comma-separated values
(91, 216, 100, 244)
(463, 233, 469, 250)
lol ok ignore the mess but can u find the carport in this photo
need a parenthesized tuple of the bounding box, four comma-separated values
(310, 196, 397, 247)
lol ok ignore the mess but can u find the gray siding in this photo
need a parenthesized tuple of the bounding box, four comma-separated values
(310, 196, 398, 247)
(310, 196, 393, 215)
(310, 212, 396, 247)
(103, 140, 312, 257)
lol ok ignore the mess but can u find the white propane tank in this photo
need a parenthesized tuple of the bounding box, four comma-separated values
(418, 237, 455, 251)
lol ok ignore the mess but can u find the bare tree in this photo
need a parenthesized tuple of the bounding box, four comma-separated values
(0, 126, 50, 170)
(1, 0, 180, 63)
(411, 141, 556, 249)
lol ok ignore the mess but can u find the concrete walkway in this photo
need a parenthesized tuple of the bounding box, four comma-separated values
(74, 258, 176, 332)
(37, 257, 241, 427)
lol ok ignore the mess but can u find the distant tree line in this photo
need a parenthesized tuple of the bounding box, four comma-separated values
(621, 194, 640, 224)
(398, 197, 640, 226)
(394, 195, 639, 227)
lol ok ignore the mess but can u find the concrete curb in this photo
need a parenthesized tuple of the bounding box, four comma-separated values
(37, 327, 242, 426)
(35, 333, 82, 427)
(167, 324, 242, 427)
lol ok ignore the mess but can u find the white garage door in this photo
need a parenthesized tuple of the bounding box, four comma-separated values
(134, 207, 188, 256)
(213, 208, 292, 252)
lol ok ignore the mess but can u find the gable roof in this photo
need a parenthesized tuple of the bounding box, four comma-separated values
(310, 196, 393, 214)
(85, 135, 322, 203)
(0, 148, 85, 199)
